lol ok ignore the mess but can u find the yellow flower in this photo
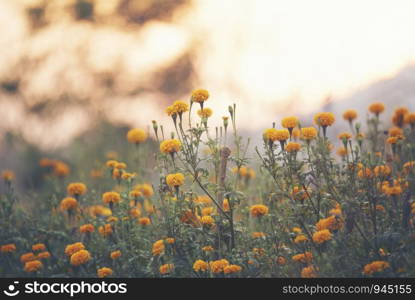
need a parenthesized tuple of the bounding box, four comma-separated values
(32, 243, 46, 252)
(121, 172, 136, 180)
(166, 173, 185, 187)
(373, 165, 391, 177)
(294, 234, 308, 244)
(134, 183, 154, 197)
(67, 182, 87, 196)
(202, 245, 214, 252)
(191, 89, 209, 103)
(292, 251, 313, 263)
(197, 108, 213, 118)
(70, 250, 91, 266)
(110, 250, 121, 260)
(338, 132, 352, 140)
(223, 198, 230, 212)
(312, 229, 332, 244)
(301, 127, 318, 140)
(98, 224, 113, 237)
(301, 266, 317, 278)
(209, 259, 229, 273)
(314, 112, 335, 127)
(281, 116, 299, 129)
(201, 215, 215, 226)
(79, 224, 95, 234)
(166, 105, 176, 116)
(342, 109, 357, 122)
(127, 128, 148, 144)
(285, 142, 301, 153)
(263, 128, 279, 142)
(138, 217, 151, 226)
(315, 216, 343, 231)
(2, 170, 15, 182)
(363, 261, 390, 275)
(102, 191, 121, 205)
(193, 260, 209, 272)
(292, 227, 302, 234)
(224, 265, 242, 274)
(0, 244, 16, 253)
(160, 139, 181, 154)
(172, 100, 189, 114)
(20, 252, 36, 263)
(250, 204, 269, 217)
(65, 243, 85, 256)
(60, 197, 78, 211)
(274, 129, 290, 141)
(152, 240, 165, 256)
(201, 207, 214, 216)
(115, 162, 127, 169)
(97, 267, 113, 278)
(37, 251, 51, 260)
(368, 102, 385, 115)
(24, 260, 43, 273)
(130, 207, 141, 218)
(160, 264, 174, 274)
(106, 160, 118, 168)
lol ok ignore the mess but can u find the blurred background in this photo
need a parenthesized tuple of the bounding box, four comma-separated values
(1, 0, 415, 188)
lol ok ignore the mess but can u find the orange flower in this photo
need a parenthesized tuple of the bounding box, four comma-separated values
(368, 102, 385, 115)
(342, 109, 357, 122)
(67, 183, 87, 196)
(314, 112, 335, 127)
(250, 204, 269, 217)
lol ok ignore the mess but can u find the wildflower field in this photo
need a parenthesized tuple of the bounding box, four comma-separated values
(1, 90, 415, 278)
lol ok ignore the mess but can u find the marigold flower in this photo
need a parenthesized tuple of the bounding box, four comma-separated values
(193, 260, 209, 272)
(53, 161, 70, 177)
(191, 89, 209, 103)
(0, 243, 16, 253)
(172, 100, 189, 114)
(292, 127, 301, 139)
(277, 256, 286, 265)
(138, 217, 151, 226)
(2, 170, 15, 182)
(388, 127, 403, 137)
(336, 147, 348, 157)
(60, 197, 78, 211)
(294, 234, 308, 244)
(98, 267, 113, 278)
(224, 264, 242, 274)
(24, 260, 43, 272)
(32, 243, 46, 252)
(312, 229, 332, 244)
(315, 216, 343, 231)
(301, 266, 317, 278)
(165, 238, 175, 244)
(37, 251, 51, 260)
(121, 172, 136, 180)
(363, 261, 390, 275)
(160, 139, 181, 154)
(102, 191, 121, 205)
(201, 215, 215, 226)
(314, 112, 335, 127)
(358, 168, 372, 179)
(281, 116, 299, 129)
(106, 160, 118, 168)
(20, 252, 36, 263)
(292, 227, 302, 233)
(301, 127, 318, 140)
(160, 264, 174, 274)
(67, 183, 87, 196)
(343, 109, 357, 122)
(70, 250, 91, 266)
(386, 136, 399, 144)
(403, 161, 415, 174)
(166, 173, 185, 187)
(274, 129, 290, 141)
(292, 251, 313, 263)
(134, 183, 154, 197)
(202, 207, 214, 216)
(115, 162, 127, 169)
(98, 224, 113, 237)
(250, 204, 269, 217)
(65, 242, 85, 256)
(197, 108, 213, 118)
(404, 113, 415, 125)
(111, 250, 121, 260)
(253, 247, 266, 257)
(152, 240, 165, 256)
(263, 128, 279, 142)
(209, 259, 230, 273)
(80, 224, 95, 234)
(338, 132, 352, 140)
(127, 128, 147, 144)
(223, 198, 230, 212)
(291, 186, 311, 201)
(166, 105, 176, 116)
(373, 165, 391, 177)
(202, 246, 214, 252)
(285, 142, 301, 153)
(368, 102, 385, 115)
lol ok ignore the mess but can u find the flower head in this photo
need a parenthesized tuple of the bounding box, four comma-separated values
(0, 244, 16, 253)
(166, 173, 185, 187)
(70, 250, 91, 266)
(160, 264, 174, 274)
(197, 108, 213, 118)
(67, 183, 87, 196)
(250, 204, 269, 217)
(127, 128, 147, 144)
(224, 264, 242, 274)
(97, 267, 113, 278)
(314, 112, 335, 127)
(60, 197, 78, 211)
(2, 170, 15, 182)
(152, 240, 165, 256)
(363, 261, 390, 275)
(209, 259, 230, 273)
(24, 260, 43, 272)
(32, 243, 46, 252)
(80, 224, 95, 234)
(301, 127, 318, 140)
(160, 139, 181, 154)
(312, 229, 332, 244)
(111, 250, 121, 260)
(102, 191, 121, 205)
(172, 100, 189, 114)
(191, 89, 209, 103)
(285, 142, 301, 153)
(193, 260, 209, 272)
(281, 116, 299, 129)
(65, 242, 85, 256)
(369, 102, 385, 115)
(343, 109, 357, 122)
